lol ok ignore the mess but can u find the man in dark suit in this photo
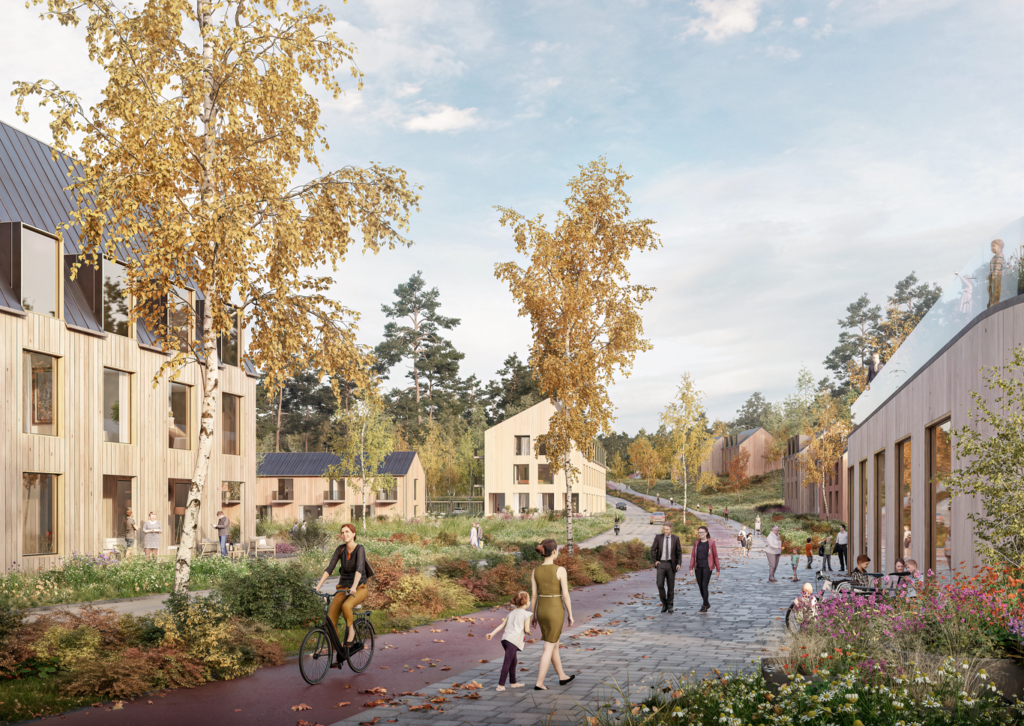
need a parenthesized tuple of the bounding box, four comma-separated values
(651, 523, 682, 613)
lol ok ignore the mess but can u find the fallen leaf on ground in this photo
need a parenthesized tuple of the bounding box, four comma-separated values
(461, 692, 481, 700)
(359, 719, 380, 726)
(439, 688, 456, 694)
(292, 704, 313, 711)
(363, 699, 389, 708)
(477, 659, 489, 663)
(430, 629, 443, 632)
(380, 666, 389, 669)
(440, 667, 451, 671)
(432, 639, 445, 643)
(333, 702, 351, 708)
(360, 687, 387, 695)
(409, 704, 435, 712)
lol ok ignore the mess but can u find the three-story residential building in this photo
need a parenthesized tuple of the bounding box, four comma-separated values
(483, 399, 607, 517)
(0, 120, 258, 572)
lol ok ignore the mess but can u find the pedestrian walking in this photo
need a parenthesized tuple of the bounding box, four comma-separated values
(470, 522, 480, 549)
(142, 511, 161, 560)
(790, 548, 800, 581)
(820, 536, 833, 572)
(738, 526, 747, 548)
(745, 532, 753, 557)
(805, 537, 814, 569)
(765, 525, 782, 582)
(688, 525, 720, 613)
(754, 515, 761, 537)
(835, 524, 848, 571)
(650, 524, 682, 613)
(724, 506, 729, 519)
(530, 539, 576, 690)
(214, 510, 230, 556)
(486, 591, 531, 691)
(709, 505, 714, 516)
(123, 509, 137, 552)
(669, 497, 673, 507)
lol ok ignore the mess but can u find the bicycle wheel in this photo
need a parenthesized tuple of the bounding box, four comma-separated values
(345, 618, 375, 673)
(299, 628, 333, 685)
(785, 603, 811, 633)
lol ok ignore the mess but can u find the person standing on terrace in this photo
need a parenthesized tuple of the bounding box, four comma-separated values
(835, 524, 849, 571)
(765, 525, 783, 583)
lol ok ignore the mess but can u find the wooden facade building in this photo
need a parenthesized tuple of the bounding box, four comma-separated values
(701, 427, 781, 478)
(0, 121, 258, 573)
(483, 399, 607, 517)
(255, 451, 426, 523)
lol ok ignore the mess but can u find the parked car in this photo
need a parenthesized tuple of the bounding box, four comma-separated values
(452, 508, 467, 515)
(615, 501, 628, 511)
(649, 512, 666, 525)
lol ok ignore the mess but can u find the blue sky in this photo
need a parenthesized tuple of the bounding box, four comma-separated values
(3, 0, 1022, 432)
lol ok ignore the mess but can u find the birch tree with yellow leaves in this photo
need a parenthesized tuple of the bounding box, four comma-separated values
(800, 391, 852, 519)
(660, 373, 717, 524)
(14, 0, 420, 591)
(494, 158, 660, 553)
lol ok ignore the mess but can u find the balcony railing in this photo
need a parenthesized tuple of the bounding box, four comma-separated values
(221, 490, 241, 505)
(324, 490, 345, 502)
(271, 489, 293, 503)
(377, 488, 398, 502)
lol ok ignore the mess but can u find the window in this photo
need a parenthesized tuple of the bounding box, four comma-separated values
(102, 260, 130, 336)
(538, 464, 553, 484)
(927, 421, 952, 574)
(513, 464, 530, 486)
(489, 493, 505, 514)
(565, 493, 579, 513)
(514, 435, 530, 456)
(218, 307, 239, 367)
(379, 486, 398, 501)
(414, 479, 418, 500)
(222, 481, 242, 505)
(896, 439, 912, 560)
(170, 479, 190, 545)
(24, 351, 57, 436)
(302, 505, 323, 521)
(167, 287, 191, 352)
(21, 227, 58, 317)
(858, 460, 867, 557)
(168, 382, 190, 449)
(257, 505, 272, 522)
(23, 473, 56, 555)
(538, 440, 547, 456)
(221, 393, 240, 455)
(103, 368, 131, 443)
(350, 505, 370, 521)
(275, 479, 293, 501)
(518, 493, 530, 513)
(326, 479, 345, 501)
(874, 451, 886, 572)
(103, 476, 132, 538)
(541, 493, 554, 512)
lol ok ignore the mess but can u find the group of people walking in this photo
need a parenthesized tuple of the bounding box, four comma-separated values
(120, 509, 232, 560)
(650, 523, 721, 613)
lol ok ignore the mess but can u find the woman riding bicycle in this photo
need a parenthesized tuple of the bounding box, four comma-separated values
(315, 523, 370, 660)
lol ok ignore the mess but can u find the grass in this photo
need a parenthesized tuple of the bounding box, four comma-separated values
(1, 513, 616, 609)
(617, 471, 845, 551)
(0, 676, 93, 725)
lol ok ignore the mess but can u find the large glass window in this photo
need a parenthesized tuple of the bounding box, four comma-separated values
(928, 421, 953, 574)
(218, 308, 239, 367)
(21, 228, 57, 317)
(222, 393, 240, 455)
(514, 435, 530, 456)
(513, 464, 530, 486)
(256, 505, 272, 523)
(102, 261, 130, 336)
(538, 464, 553, 484)
(103, 368, 131, 443)
(23, 473, 56, 555)
(858, 460, 867, 557)
(275, 479, 293, 501)
(23, 351, 57, 436)
(518, 493, 530, 513)
(896, 439, 912, 560)
(168, 382, 190, 449)
(874, 451, 886, 572)
(167, 287, 191, 352)
(102, 477, 132, 538)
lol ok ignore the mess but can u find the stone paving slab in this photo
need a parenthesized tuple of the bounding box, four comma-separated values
(329, 500, 811, 726)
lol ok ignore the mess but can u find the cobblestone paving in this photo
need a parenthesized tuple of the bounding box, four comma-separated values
(330, 498, 811, 726)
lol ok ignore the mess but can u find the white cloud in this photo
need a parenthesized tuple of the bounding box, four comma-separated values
(403, 104, 480, 132)
(793, 16, 809, 28)
(681, 0, 764, 41)
(766, 45, 802, 60)
(813, 23, 834, 39)
(394, 83, 422, 98)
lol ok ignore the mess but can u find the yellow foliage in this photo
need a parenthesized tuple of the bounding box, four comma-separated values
(389, 574, 475, 618)
(153, 600, 255, 680)
(34, 625, 102, 667)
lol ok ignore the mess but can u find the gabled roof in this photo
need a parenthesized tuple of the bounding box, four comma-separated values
(258, 451, 418, 478)
(737, 427, 761, 443)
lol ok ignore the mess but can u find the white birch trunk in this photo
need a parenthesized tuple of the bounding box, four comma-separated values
(565, 452, 574, 555)
(173, 0, 218, 594)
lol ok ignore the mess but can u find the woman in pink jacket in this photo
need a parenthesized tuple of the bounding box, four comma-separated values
(688, 525, 720, 613)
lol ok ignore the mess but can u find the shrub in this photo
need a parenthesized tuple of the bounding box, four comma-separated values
(34, 625, 102, 667)
(456, 576, 491, 602)
(229, 522, 241, 545)
(154, 595, 258, 680)
(365, 555, 408, 610)
(275, 542, 298, 555)
(555, 551, 593, 587)
(479, 563, 530, 600)
(388, 574, 476, 618)
(63, 649, 158, 699)
(289, 518, 331, 551)
(518, 542, 543, 562)
(435, 558, 474, 580)
(584, 559, 612, 584)
(434, 530, 459, 546)
(215, 558, 320, 630)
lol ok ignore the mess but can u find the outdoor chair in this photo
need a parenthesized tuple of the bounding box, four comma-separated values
(251, 537, 276, 558)
(196, 539, 219, 558)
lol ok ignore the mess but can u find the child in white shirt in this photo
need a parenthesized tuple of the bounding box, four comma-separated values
(486, 591, 532, 691)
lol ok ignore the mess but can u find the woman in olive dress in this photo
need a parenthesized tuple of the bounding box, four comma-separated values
(530, 538, 576, 690)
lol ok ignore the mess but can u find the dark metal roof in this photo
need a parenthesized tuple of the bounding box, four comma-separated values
(258, 451, 418, 478)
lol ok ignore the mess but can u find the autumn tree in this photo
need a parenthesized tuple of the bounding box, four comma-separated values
(15, 0, 420, 591)
(628, 436, 661, 495)
(659, 373, 717, 523)
(494, 158, 660, 553)
(325, 391, 396, 533)
(726, 448, 751, 503)
(799, 391, 851, 519)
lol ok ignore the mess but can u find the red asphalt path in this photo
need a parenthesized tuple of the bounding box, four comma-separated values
(28, 573, 658, 726)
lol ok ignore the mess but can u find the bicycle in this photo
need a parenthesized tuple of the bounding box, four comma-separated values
(299, 588, 376, 684)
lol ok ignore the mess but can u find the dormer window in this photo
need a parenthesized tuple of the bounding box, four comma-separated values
(218, 307, 239, 367)
(0, 223, 61, 317)
(102, 260, 130, 336)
